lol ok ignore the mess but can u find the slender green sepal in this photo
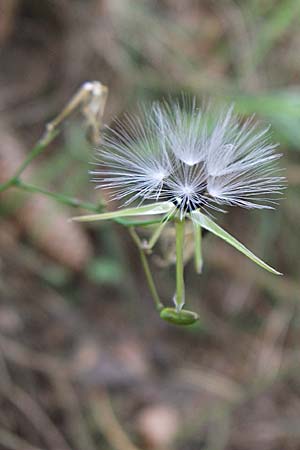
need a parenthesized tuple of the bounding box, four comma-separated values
(193, 222, 203, 274)
(191, 211, 282, 275)
(71, 202, 174, 222)
(160, 307, 199, 326)
(174, 219, 185, 312)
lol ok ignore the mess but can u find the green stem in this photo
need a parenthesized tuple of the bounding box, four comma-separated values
(14, 179, 102, 212)
(0, 129, 58, 194)
(174, 218, 185, 312)
(129, 228, 164, 311)
(193, 222, 203, 274)
(0, 177, 16, 194)
(139, 249, 164, 312)
(147, 219, 168, 250)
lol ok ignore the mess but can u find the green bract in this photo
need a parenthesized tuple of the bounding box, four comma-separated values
(72, 202, 281, 276)
(190, 211, 281, 275)
(72, 202, 174, 222)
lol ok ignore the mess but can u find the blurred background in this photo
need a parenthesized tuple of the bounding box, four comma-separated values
(0, 1, 300, 449)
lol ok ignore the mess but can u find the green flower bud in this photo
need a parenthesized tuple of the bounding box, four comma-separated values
(160, 307, 199, 326)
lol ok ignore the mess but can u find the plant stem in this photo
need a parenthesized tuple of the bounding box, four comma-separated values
(193, 222, 203, 274)
(0, 129, 58, 194)
(139, 249, 164, 312)
(129, 228, 164, 311)
(14, 179, 103, 212)
(174, 218, 185, 312)
(147, 218, 168, 250)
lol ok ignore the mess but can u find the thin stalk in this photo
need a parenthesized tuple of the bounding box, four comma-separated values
(14, 179, 103, 212)
(139, 249, 164, 312)
(147, 218, 168, 250)
(0, 129, 58, 194)
(129, 227, 164, 311)
(174, 218, 185, 312)
(0, 177, 16, 194)
(193, 222, 203, 274)
(16, 129, 58, 178)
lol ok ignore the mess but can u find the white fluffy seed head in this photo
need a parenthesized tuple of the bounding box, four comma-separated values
(91, 98, 285, 214)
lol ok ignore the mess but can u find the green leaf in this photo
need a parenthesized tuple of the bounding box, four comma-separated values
(71, 202, 174, 222)
(191, 211, 282, 275)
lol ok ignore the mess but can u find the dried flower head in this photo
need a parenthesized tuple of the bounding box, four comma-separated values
(91, 98, 284, 218)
